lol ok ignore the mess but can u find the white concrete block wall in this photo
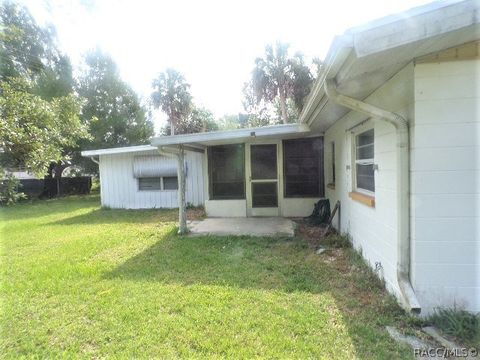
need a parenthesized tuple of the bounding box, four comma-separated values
(98, 150, 205, 209)
(324, 63, 415, 299)
(411, 59, 480, 314)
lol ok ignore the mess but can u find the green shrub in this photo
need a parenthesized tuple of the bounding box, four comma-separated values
(90, 177, 100, 194)
(0, 173, 27, 206)
(429, 307, 479, 343)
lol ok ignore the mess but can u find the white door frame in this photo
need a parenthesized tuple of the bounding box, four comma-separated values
(246, 141, 281, 217)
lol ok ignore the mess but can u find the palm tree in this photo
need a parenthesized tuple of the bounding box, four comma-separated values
(251, 42, 314, 124)
(151, 69, 192, 135)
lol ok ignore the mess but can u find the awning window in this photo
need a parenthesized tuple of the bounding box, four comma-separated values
(133, 156, 177, 178)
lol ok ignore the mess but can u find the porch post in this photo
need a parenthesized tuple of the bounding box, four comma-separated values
(177, 145, 187, 234)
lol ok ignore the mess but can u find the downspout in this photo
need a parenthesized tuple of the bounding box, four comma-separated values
(158, 145, 187, 235)
(324, 78, 421, 314)
(89, 156, 100, 165)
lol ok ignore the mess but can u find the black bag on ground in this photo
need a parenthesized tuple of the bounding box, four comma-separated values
(305, 199, 330, 225)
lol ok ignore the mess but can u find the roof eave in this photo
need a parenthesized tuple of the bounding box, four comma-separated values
(150, 123, 311, 147)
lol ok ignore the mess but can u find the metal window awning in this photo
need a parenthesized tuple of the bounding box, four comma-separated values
(133, 156, 177, 178)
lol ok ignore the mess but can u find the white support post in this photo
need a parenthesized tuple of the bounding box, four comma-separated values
(177, 145, 187, 234)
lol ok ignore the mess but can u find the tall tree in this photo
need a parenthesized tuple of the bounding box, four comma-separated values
(77, 49, 154, 172)
(159, 106, 219, 136)
(151, 69, 192, 136)
(0, 78, 90, 176)
(0, 2, 74, 97)
(249, 42, 314, 124)
(0, 2, 86, 179)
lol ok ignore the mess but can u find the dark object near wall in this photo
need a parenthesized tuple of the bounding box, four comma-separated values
(19, 177, 92, 198)
(306, 199, 331, 225)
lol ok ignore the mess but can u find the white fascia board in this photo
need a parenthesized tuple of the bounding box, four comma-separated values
(352, 0, 480, 58)
(81, 145, 157, 157)
(150, 123, 310, 147)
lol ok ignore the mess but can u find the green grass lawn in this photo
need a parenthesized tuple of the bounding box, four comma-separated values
(0, 195, 414, 358)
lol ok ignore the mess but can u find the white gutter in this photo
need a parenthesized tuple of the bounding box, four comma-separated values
(324, 78, 421, 314)
(158, 145, 187, 235)
(151, 123, 310, 147)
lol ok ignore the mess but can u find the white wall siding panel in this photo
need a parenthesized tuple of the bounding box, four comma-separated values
(411, 59, 480, 314)
(323, 63, 415, 301)
(98, 150, 205, 209)
(205, 200, 247, 217)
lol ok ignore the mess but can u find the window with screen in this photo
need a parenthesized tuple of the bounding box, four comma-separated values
(208, 144, 245, 199)
(355, 129, 375, 193)
(163, 177, 178, 190)
(138, 177, 161, 191)
(283, 137, 324, 198)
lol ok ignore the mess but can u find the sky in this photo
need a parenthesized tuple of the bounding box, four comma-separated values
(20, 0, 432, 132)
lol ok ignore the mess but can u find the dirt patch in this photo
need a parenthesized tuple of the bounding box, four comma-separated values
(294, 219, 328, 247)
(187, 207, 206, 221)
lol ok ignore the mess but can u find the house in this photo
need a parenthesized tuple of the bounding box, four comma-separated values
(81, 145, 205, 209)
(82, 0, 480, 315)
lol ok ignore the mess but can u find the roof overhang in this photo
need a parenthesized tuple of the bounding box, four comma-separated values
(81, 145, 157, 157)
(300, 0, 480, 132)
(150, 123, 311, 147)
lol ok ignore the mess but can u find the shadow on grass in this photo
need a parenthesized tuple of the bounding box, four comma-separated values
(50, 207, 178, 225)
(104, 233, 410, 358)
(1, 195, 101, 221)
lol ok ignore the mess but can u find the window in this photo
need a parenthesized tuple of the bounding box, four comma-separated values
(283, 137, 324, 198)
(163, 177, 178, 190)
(208, 144, 245, 199)
(355, 129, 375, 193)
(138, 176, 178, 191)
(139, 177, 161, 191)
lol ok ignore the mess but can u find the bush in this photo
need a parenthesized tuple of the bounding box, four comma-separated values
(429, 307, 479, 343)
(0, 173, 27, 206)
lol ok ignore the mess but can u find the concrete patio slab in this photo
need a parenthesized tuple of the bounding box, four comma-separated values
(188, 217, 296, 237)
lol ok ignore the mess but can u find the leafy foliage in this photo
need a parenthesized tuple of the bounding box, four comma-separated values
(160, 106, 219, 136)
(0, 171, 26, 206)
(0, 78, 90, 176)
(78, 49, 154, 148)
(0, 2, 87, 178)
(217, 113, 249, 130)
(151, 68, 193, 135)
(429, 307, 479, 343)
(0, 2, 74, 97)
(76, 49, 154, 173)
(248, 42, 315, 124)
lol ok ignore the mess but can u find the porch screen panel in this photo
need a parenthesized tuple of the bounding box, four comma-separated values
(283, 137, 324, 198)
(252, 182, 278, 207)
(251, 144, 277, 180)
(208, 144, 245, 199)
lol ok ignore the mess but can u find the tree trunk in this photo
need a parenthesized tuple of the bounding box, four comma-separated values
(279, 90, 288, 124)
(53, 162, 67, 197)
(170, 119, 175, 136)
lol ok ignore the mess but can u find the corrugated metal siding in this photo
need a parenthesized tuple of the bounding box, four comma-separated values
(133, 155, 177, 177)
(98, 149, 205, 209)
